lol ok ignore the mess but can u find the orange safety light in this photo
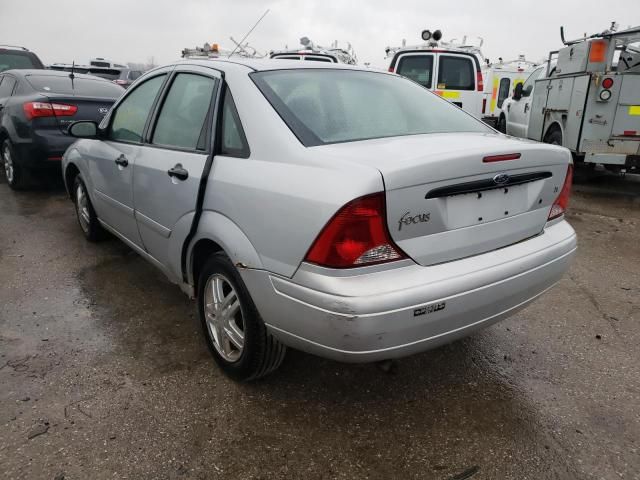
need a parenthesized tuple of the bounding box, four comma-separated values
(211, 43, 219, 52)
(589, 40, 607, 63)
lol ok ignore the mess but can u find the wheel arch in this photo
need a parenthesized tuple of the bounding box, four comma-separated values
(63, 162, 81, 199)
(543, 122, 563, 143)
(186, 211, 264, 296)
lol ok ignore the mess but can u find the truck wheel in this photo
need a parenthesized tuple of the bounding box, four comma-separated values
(73, 175, 106, 241)
(2, 139, 29, 190)
(544, 128, 563, 146)
(197, 252, 286, 381)
(496, 115, 506, 133)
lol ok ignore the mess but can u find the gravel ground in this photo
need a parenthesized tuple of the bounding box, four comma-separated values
(1, 172, 639, 480)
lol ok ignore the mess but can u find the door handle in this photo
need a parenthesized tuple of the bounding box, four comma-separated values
(167, 163, 188, 181)
(524, 103, 530, 114)
(114, 154, 129, 167)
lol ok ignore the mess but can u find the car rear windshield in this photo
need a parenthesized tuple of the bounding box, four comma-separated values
(252, 69, 490, 146)
(26, 75, 123, 97)
(0, 51, 43, 72)
(88, 68, 121, 81)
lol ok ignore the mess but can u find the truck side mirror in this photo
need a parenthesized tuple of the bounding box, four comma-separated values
(513, 83, 523, 101)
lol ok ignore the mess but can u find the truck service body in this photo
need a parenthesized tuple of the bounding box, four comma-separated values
(501, 25, 640, 171)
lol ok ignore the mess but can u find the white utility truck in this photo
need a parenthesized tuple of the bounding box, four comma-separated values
(386, 30, 485, 118)
(482, 55, 537, 126)
(500, 24, 640, 172)
(269, 37, 357, 64)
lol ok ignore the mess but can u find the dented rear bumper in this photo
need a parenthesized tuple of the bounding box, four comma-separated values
(241, 219, 577, 363)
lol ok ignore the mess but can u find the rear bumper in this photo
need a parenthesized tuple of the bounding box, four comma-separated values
(242, 219, 577, 363)
(13, 129, 75, 168)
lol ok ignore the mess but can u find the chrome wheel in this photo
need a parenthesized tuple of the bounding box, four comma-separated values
(75, 183, 90, 233)
(3, 145, 14, 184)
(204, 273, 245, 362)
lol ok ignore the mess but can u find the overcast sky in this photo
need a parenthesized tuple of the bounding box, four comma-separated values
(1, 0, 638, 68)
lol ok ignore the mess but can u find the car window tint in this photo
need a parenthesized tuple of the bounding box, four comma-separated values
(220, 91, 249, 157)
(110, 74, 166, 143)
(253, 69, 490, 147)
(272, 56, 301, 60)
(497, 77, 510, 108)
(0, 76, 17, 97)
(305, 56, 334, 62)
(152, 73, 216, 150)
(0, 52, 40, 72)
(437, 55, 475, 90)
(26, 75, 123, 96)
(89, 69, 121, 81)
(396, 55, 433, 88)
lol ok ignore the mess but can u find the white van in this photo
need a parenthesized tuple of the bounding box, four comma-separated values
(386, 30, 484, 118)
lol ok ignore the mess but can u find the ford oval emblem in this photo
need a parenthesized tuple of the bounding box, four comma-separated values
(493, 173, 510, 185)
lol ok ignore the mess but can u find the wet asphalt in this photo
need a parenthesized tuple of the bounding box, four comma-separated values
(0, 171, 639, 480)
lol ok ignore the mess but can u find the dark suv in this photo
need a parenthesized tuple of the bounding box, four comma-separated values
(0, 45, 45, 72)
(0, 69, 123, 189)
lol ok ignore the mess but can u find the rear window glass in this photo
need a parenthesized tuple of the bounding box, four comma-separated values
(272, 56, 301, 60)
(396, 55, 433, 88)
(305, 56, 334, 62)
(252, 69, 490, 147)
(0, 52, 42, 72)
(26, 75, 124, 97)
(437, 55, 475, 90)
(90, 61, 111, 68)
(89, 69, 121, 81)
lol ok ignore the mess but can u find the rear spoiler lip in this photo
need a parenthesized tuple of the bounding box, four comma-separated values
(425, 171, 553, 199)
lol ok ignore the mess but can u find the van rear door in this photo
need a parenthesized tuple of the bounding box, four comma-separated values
(394, 53, 435, 89)
(435, 53, 482, 118)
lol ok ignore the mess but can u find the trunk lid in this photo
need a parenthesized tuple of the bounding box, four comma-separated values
(43, 93, 114, 133)
(319, 132, 570, 266)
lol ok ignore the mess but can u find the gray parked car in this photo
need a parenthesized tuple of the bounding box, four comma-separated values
(62, 59, 577, 381)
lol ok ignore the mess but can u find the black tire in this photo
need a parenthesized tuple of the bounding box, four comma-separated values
(496, 115, 506, 134)
(73, 174, 106, 242)
(544, 127, 563, 146)
(2, 139, 29, 190)
(197, 252, 286, 381)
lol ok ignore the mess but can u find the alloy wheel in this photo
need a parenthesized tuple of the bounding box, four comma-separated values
(3, 145, 14, 184)
(204, 273, 245, 362)
(76, 184, 91, 233)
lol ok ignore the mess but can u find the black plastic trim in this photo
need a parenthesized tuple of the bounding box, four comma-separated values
(425, 171, 553, 199)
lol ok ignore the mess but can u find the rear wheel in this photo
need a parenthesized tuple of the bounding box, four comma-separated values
(197, 252, 286, 381)
(544, 127, 563, 146)
(73, 175, 106, 241)
(2, 139, 28, 190)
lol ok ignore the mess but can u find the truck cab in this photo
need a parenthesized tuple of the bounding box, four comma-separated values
(386, 30, 484, 118)
(269, 37, 357, 64)
(500, 24, 640, 172)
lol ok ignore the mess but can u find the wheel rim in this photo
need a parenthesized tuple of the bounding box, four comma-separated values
(204, 273, 245, 362)
(76, 184, 91, 233)
(3, 145, 14, 184)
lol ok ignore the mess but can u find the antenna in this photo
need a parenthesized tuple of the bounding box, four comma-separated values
(229, 9, 270, 58)
(69, 60, 75, 80)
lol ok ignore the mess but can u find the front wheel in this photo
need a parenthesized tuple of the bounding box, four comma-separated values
(198, 252, 286, 381)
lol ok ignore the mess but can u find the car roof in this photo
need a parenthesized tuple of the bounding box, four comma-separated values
(172, 58, 370, 74)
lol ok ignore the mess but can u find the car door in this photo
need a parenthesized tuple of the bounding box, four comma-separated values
(132, 65, 221, 273)
(87, 69, 170, 246)
(0, 74, 17, 122)
(506, 66, 544, 137)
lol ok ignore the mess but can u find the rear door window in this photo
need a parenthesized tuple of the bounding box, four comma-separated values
(437, 55, 475, 90)
(0, 76, 17, 97)
(396, 55, 434, 89)
(151, 73, 216, 150)
(497, 77, 510, 108)
(110, 74, 166, 143)
(220, 91, 250, 157)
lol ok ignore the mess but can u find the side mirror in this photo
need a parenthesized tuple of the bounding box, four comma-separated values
(68, 121, 99, 138)
(513, 83, 523, 101)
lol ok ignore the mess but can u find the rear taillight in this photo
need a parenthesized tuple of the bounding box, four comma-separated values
(482, 98, 487, 114)
(548, 164, 573, 220)
(305, 192, 406, 268)
(476, 70, 484, 92)
(23, 102, 77, 120)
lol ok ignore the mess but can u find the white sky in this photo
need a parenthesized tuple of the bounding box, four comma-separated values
(1, 0, 638, 68)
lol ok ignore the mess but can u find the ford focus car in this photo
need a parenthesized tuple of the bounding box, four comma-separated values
(62, 59, 576, 381)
